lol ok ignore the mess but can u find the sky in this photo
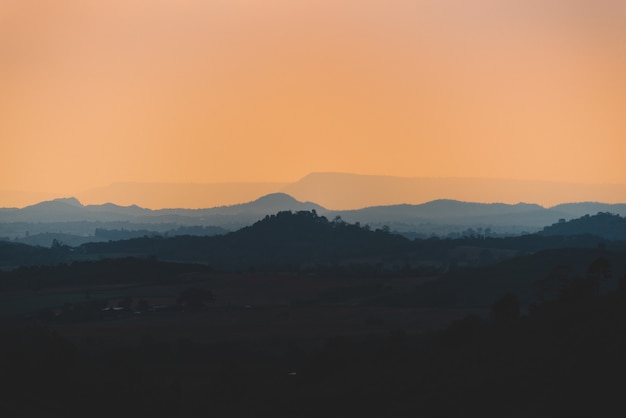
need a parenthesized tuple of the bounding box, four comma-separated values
(1, 0, 625, 207)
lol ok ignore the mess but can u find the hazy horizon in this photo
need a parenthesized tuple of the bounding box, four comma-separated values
(2, 172, 626, 210)
(2, 1, 625, 207)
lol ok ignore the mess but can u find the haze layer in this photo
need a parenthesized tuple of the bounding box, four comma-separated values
(2, 0, 625, 207)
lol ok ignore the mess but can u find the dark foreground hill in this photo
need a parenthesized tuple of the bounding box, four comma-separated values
(541, 211, 626, 240)
(0, 241, 59, 267)
(3, 209, 624, 273)
(79, 210, 410, 270)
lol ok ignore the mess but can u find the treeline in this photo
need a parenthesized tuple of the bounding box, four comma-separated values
(94, 225, 227, 240)
(0, 240, 70, 269)
(3, 211, 624, 272)
(0, 257, 212, 291)
(371, 249, 626, 309)
(60, 213, 626, 272)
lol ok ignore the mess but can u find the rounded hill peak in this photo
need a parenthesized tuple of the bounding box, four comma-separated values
(254, 193, 298, 203)
(52, 197, 83, 207)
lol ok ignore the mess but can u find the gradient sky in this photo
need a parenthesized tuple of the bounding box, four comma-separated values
(2, 0, 625, 204)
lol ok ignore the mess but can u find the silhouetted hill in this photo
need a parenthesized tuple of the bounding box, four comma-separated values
(540, 212, 626, 240)
(3, 193, 626, 241)
(80, 211, 410, 270)
(16, 197, 90, 221)
(0, 241, 69, 269)
(197, 192, 324, 215)
(0, 197, 151, 222)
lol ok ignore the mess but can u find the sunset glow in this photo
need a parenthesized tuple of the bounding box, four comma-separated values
(2, 0, 625, 208)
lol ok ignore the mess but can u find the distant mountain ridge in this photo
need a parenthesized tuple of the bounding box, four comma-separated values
(77, 181, 289, 209)
(282, 173, 626, 209)
(2, 193, 626, 243)
(5, 173, 625, 210)
(0, 193, 321, 225)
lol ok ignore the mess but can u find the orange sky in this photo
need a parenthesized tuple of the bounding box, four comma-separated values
(1, 0, 625, 206)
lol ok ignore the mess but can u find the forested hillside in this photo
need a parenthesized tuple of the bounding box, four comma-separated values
(541, 212, 626, 240)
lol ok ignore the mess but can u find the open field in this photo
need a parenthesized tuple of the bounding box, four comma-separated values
(51, 305, 485, 349)
(0, 272, 484, 350)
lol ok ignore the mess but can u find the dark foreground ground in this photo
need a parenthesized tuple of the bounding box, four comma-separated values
(0, 272, 483, 417)
(2, 211, 625, 416)
(1, 252, 625, 418)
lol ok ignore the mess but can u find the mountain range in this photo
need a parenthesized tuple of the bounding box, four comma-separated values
(2, 192, 626, 244)
(282, 173, 626, 210)
(4, 173, 626, 210)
